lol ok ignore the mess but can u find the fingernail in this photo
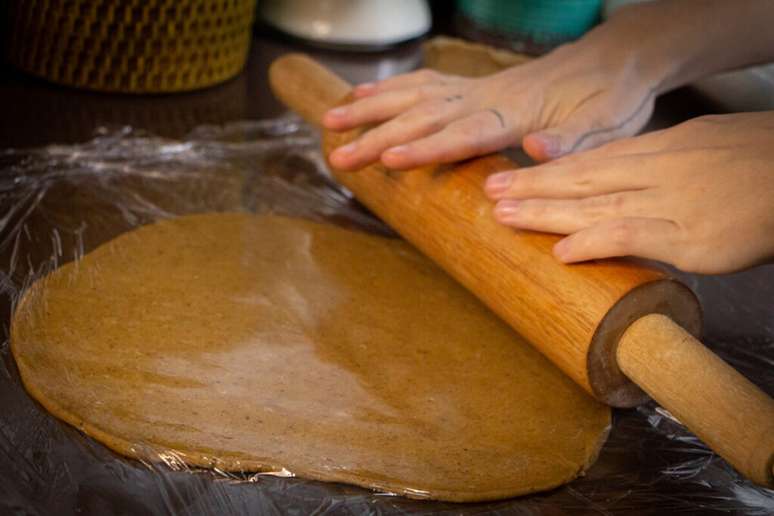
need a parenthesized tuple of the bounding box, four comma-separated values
(485, 171, 512, 196)
(494, 200, 520, 218)
(385, 145, 408, 155)
(541, 134, 561, 158)
(327, 106, 349, 118)
(355, 82, 376, 94)
(554, 239, 570, 260)
(333, 142, 357, 156)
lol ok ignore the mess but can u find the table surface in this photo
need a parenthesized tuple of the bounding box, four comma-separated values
(1, 25, 773, 516)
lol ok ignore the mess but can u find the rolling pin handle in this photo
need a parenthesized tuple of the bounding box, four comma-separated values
(617, 314, 774, 487)
(269, 54, 351, 128)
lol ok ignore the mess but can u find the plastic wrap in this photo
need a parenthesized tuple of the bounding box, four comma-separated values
(1, 116, 773, 515)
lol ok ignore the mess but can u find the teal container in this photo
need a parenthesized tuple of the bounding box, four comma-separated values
(456, 0, 602, 54)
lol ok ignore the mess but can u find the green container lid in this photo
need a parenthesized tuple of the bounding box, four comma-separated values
(457, 0, 602, 52)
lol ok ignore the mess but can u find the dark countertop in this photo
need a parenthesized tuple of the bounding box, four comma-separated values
(0, 31, 421, 148)
(1, 26, 773, 516)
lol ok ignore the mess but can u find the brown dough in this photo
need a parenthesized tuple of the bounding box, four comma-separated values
(11, 213, 610, 502)
(422, 36, 531, 78)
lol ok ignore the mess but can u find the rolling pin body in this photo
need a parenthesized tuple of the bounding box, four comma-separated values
(269, 53, 774, 486)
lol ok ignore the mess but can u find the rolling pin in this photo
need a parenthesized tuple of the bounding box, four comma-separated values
(269, 53, 774, 487)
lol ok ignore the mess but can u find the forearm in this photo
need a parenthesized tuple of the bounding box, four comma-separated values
(576, 0, 774, 94)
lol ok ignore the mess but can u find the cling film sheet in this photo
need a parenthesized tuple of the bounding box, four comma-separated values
(0, 117, 773, 515)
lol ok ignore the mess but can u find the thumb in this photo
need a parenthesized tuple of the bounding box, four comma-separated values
(523, 100, 654, 162)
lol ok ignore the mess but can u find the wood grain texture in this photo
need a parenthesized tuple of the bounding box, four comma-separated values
(618, 314, 774, 486)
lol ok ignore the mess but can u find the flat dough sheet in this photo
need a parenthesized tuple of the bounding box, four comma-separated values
(11, 212, 610, 502)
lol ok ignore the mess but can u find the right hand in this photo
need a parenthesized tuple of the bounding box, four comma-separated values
(322, 35, 664, 171)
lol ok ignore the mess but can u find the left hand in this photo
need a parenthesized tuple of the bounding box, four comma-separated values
(484, 111, 774, 274)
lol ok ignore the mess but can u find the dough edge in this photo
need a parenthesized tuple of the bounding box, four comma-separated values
(10, 213, 611, 503)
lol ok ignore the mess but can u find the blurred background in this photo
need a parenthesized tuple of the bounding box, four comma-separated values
(0, 0, 731, 148)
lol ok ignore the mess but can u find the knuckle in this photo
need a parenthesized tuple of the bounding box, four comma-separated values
(345, 100, 366, 118)
(457, 123, 481, 142)
(680, 115, 723, 135)
(509, 171, 534, 194)
(608, 220, 635, 249)
(402, 105, 448, 133)
(353, 97, 383, 119)
(358, 128, 389, 152)
(693, 114, 724, 125)
(457, 141, 480, 156)
(578, 196, 600, 212)
(448, 123, 483, 154)
(570, 168, 595, 191)
(581, 193, 625, 215)
(459, 118, 487, 140)
(519, 200, 545, 218)
(672, 250, 701, 272)
(608, 193, 627, 211)
(417, 68, 442, 82)
(421, 115, 446, 134)
(417, 84, 440, 100)
(414, 69, 432, 81)
(671, 228, 708, 272)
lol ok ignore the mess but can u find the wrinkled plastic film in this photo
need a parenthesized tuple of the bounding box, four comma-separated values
(1, 117, 773, 515)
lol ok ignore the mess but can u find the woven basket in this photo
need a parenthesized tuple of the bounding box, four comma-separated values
(5, 0, 256, 93)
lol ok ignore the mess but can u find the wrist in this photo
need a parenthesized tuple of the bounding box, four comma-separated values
(573, 5, 686, 95)
(578, 0, 774, 95)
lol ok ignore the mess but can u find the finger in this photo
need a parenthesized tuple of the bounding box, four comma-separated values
(323, 87, 428, 131)
(484, 154, 653, 201)
(324, 81, 457, 131)
(329, 98, 470, 171)
(522, 94, 655, 162)
(353, 69, 454, 98)
(493, 191, 651, 234)
(380, 109, 515, 170)
(552, 217, 681, 264)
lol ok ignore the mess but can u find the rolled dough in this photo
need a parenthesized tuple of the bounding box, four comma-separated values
(11, 213, 610, 502)
(422, 36, 531, 78)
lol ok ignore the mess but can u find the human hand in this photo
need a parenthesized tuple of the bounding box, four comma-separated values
(322, 33, 663, 171)
(484, 112, 774, 274)
(322, 0, 774, 174)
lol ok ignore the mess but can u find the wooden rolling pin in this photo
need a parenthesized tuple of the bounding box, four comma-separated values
(269, 53, 774, 487)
